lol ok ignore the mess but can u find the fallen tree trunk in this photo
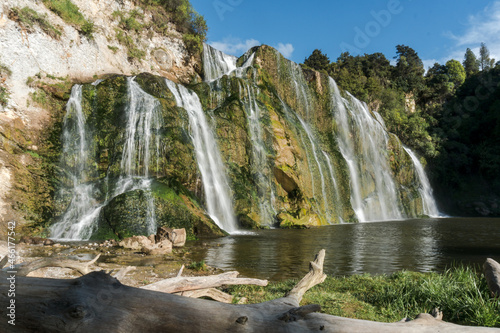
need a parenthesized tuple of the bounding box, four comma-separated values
(1, 250, 498, 332)
(12, 254, 101, 276)
(141, 271, 268, 294)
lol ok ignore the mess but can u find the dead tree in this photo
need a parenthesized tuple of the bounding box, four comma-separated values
(1, 250, 499, 332)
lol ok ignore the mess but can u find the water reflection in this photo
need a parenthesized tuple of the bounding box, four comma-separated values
(194, 218, 500, 281)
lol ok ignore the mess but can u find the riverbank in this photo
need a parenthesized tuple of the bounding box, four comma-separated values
(8, 240, 223, 288)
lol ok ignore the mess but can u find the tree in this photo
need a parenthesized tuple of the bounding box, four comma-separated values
(479, 42, 492, 71)
(445, 59, 466, 89)
(393, 45, 425, 93)
(463, 48, 479, 77)
(303, 49, 331, 72)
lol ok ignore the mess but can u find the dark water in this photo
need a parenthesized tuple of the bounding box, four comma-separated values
(191, 218, 500, 281)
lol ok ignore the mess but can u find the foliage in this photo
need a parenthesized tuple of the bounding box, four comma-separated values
(479, 42, 493, 71)
(303, 49, 330, 73)
(432, 67, 500, 190)
(113, 9, 144, 32)
(187, 260, 207, 271)
(463, 48, 479, 78)
(115, 29, 145, 61)
(133, 0, 208, 55)
(393, 45, 425, 93)
(226, 267, 500, 327)
(41, 0, 94, 38)
(445, 60, 466, 88)
(9, 7, 62, 39)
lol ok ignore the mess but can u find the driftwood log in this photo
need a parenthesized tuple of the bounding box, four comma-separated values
(13, 254, 101, 277)
(141, 271, 268, 294)
(1, 250, 499, 332)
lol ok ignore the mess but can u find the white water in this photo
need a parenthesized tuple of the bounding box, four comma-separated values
(322, 150, 344, 221)
(203, 43, 275, 226)
(203, 44, 237, 82)
(296, 116, 331, 222)
(51, 78, 161, 240)
(166, 79, 238, 233)
(50, 85, 100, 240)
(329, 78, 404, 222)
(404, 148, 440, 217)
(239, 82, 277, 225)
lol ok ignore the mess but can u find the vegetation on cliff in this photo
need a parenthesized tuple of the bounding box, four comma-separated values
(303, 44, 500, 216)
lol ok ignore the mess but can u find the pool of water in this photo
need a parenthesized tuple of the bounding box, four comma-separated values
(191, 218, 500, 281)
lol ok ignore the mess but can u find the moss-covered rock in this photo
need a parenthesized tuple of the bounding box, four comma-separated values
(95, 183, 224, 240)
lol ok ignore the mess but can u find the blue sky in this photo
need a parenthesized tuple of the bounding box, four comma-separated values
(190, 0, 500, 69)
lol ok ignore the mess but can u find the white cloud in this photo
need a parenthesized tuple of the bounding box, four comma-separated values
(422, 59, 439, 71)
(209, 37, 295, 59)
(432, 1, 500, 66)
(209, 37, 260, 56)
(275, 43, 295, 59)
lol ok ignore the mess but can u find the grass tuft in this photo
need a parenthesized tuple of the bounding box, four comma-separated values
(9, 7, 62, 39)
(42, 0, 94, 38)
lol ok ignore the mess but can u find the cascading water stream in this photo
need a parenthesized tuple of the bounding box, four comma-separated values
(329, 77, 404, 222)
(50, 84, 102, 240)
(403, 147, 440, 217)
(322, 150, 344, 222)
(239, 82, 277, 225)
(203, 43, 276, 226)
(51, 78, 162, 240)
(202, 44, 237, 82)
(165, 79, 238, 234)
(296, 116, 331, 222)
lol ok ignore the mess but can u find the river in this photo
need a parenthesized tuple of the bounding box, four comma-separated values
(190, 218, 500, 281)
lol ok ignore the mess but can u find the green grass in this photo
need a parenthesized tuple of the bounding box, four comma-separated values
(188, 260, 207, 271)
(10, 7, 61, 39)
(42, 0, 94, 37)
(225, 267, 500, 327)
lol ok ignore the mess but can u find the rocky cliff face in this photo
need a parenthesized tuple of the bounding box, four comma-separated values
(0, 0, 198, 236)
(0, 1, 439, 240)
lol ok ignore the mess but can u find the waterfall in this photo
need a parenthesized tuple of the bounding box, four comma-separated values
(203, 43, 237, 82)
(403, 148, 440, 217)
(111, 77, 162, 235)
(239, 83, 277, 225)
(50, 85, 102, 240)
(51, 78, 162, 240)
(165, 79, 238, 233)
(296, 116, 330, 222)
(322, 151, 344, 222)
(329, 77, 404, 222)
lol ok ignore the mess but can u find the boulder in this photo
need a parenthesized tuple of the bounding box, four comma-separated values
(483, 258, 500, 297)
(118, 236, 152, 251)
(141, 238, 172, 255)
(155, 227, 186, 247)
